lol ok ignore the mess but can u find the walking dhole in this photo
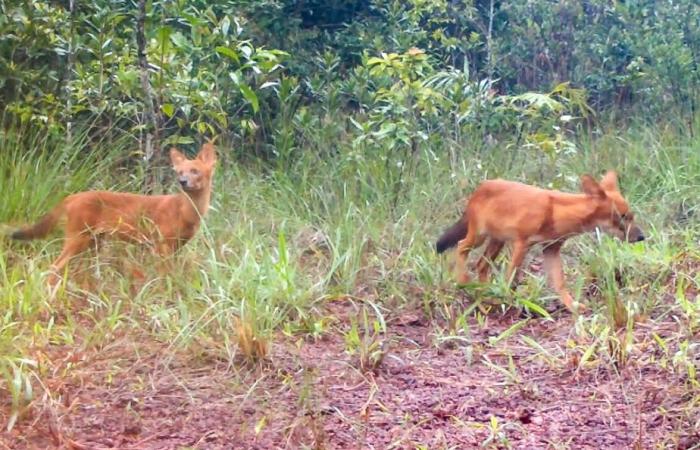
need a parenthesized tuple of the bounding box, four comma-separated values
(436, 171, 644, 311)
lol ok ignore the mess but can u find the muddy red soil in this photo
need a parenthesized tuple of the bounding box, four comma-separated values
(3, 294, 698, 450)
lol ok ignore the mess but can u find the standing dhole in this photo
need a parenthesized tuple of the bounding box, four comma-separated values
(436, 171, 644, 311)
(10, 142, 217, 285)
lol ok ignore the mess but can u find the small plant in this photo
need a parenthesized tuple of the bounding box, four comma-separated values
(676, 276, 700, 334)
(583, 239, 634, 328)
(0, 356, 37, 431)
(606, 326, 635, 369)
(673, 340, 699, 388)
(482, 354, 520, 386)
(293, 366, 327, 450)
(431, 300, 474, 364)
(479, 415, 515, 449)
(344, 304, 389, 373)
(283, 314, 334, 342)
(521, 334, 565, 369)
(233, 314, 270, 364)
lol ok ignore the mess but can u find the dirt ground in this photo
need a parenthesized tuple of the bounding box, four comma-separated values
(3, 288, 699, 450)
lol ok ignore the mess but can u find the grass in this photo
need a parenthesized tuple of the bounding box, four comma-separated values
(0, 117, 699, 446)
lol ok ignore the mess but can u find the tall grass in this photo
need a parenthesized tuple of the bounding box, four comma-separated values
(0, 116, 698, 431)
(0, 123, 137, 223)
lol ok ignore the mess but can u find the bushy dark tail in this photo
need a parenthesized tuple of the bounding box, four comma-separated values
(436, 215, 468, 253)
(11, 204, 64, 240)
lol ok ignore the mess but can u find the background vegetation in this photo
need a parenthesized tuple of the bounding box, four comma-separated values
(2, 0, 698, 156)
(0, 0, 699, 447)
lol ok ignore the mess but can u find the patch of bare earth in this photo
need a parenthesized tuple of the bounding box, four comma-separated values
(3, 293, 699, 450)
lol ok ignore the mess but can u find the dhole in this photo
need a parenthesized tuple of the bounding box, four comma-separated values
(436, 171, 644, 310)
(10, 142, 217, 285)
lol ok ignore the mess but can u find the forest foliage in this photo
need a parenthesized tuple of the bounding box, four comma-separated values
(1, 0, 698, 163)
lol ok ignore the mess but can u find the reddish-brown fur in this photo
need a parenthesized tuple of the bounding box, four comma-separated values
(436, 171, 644, 311)
(11, 142, 217, 285)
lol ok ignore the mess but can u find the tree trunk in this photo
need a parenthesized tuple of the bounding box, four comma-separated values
(485, 0, 495, 82)
(136, 0, 161, 192)
(64, 0, 77, 143)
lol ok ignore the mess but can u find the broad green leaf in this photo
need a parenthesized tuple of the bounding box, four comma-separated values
(163, 135, 194, 146)
(220, 16, 230, 36)
(239, 44, 253, 58)
(170, 32, 189, 50)
(239, 84, 259, 113)
(161, 103, 175, 118)
(156, 26, 173, 51)
(518, 299, 551, 319)
(216, 46, 239, 64)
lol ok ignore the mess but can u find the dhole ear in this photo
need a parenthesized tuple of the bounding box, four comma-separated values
(581, 175, 606, 198)
(599, 170, 618, 191)
(197, 143, 217, 166)
(170, 148, 187, 166)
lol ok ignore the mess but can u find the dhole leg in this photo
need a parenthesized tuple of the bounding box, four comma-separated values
(454, 228, 485, 285)
(505, 239, 528, 286)
(48, 234, 92, 285)
(542, 243, 576, 311)
(154, 240, 179, 277)
(476, 239, 504, 282)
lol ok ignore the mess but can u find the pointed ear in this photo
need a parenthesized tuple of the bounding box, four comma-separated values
(599, 170, 618, 191)
(170, 148, 187, 166)
(197, 143, 217, 165)
(581, 174, 606, 198)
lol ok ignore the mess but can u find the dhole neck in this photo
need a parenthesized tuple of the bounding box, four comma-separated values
(181, 189, 211, 216)
(551, 194, 600, 233)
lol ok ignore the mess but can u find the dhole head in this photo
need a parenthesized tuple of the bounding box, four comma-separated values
(581, 170, 645, 243)
(170, 143, 217, 192)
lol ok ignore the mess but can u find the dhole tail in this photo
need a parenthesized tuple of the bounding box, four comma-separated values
(436, 214, 468, 253)
(11, 204, 64, 240)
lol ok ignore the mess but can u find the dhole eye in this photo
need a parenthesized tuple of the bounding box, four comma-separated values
(190, 168, 200, 175)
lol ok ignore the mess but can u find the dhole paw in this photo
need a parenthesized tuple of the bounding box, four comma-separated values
(45, 274, 63, 301)
(456, 273, 471, 285)
(46, 272, 62, 288)
(572, 301, 587, 314)
(560, 294, 586, 314)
